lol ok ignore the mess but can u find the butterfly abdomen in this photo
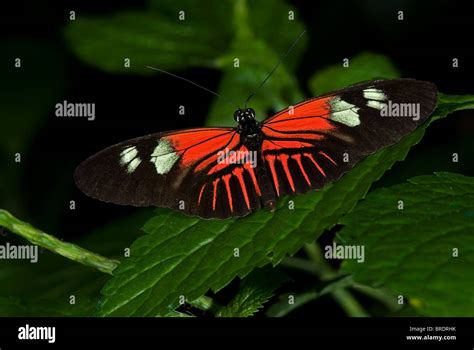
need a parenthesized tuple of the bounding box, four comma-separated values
(256, 151, 277, 211)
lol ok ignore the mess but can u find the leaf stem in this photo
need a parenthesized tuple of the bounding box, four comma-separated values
(303, 242, 337, 280)
(331, 288, 369, 317)
(0, 209, 119, 274)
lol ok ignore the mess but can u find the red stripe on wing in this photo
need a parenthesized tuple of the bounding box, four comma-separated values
(198, 184, 206, 205)
(262, 126, 328, 140)
(262, 140, 314, 152)
(233, 167, 251, 210)
(319, 150, 337, 165)
(164, 128, 239, 169)
(293, 154, 311, 186)
(279, 154, 295, 192)
(266, 155, 280, 196)
(306, 153, 326, 177)
(245, 162, 261, 196)
(206, 145, 249, 175)
(264, 96, 333, 125)
(212, 178, 220, 211)
(223, 174, 233, 212)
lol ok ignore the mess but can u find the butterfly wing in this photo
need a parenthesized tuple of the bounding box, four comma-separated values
(76, 79, 438, 218)
(74, 127, 263, 218)
(260, 78, 438, 196)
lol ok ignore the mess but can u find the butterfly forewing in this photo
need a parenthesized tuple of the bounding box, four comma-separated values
(260, 79, 438, 197)
(74, 127, 265, 218)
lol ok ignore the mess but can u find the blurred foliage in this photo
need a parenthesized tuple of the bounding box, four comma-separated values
(64, 12, 229, 74)
(0, 41, 65, 155)
(0, 41, 65, 215)
(65, 0, 305, 126)
(309, 52, 400, 95)
(148, 0, 307, 71)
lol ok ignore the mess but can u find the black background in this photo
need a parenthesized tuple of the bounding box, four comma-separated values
(0, 317, 473, 344)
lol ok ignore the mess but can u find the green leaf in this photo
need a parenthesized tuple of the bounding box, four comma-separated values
(148, 0, 233, 31)
(1, 40, 65, 155)
(216, 268, 287, 317)
(64, 11, 230, 74)
(64, 0, 305, 121)
(241, 0, 307, 71)
(309, 52, 400, 95)
(0, 210, 150, 316)
(336, 172, 474, 316)
(97, 93, 474, 317)
(147, 0, 306, 71)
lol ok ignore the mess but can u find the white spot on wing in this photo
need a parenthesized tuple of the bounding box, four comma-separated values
(150, 139, 180, 175)
(127, 157, 142, 173)
(119, 146, 142, 174)
(329, 97, 360, 127)
(120, 146, 138, 165)
(363, 88, 387, 101)
(367, 100, 386, 110)
(364, 87, 388, 110)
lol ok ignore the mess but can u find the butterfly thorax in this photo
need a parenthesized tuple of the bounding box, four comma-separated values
(234, 108, 264, 149)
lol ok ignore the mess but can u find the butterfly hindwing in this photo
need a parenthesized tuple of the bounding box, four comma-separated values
(261, 78, 438, 197)
(188, 145, 263, 218)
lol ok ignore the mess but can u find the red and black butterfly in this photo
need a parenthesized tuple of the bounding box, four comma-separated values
(74, 78, 437, 218)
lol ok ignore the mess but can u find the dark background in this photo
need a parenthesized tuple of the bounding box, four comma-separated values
(2, 0, 474, 317)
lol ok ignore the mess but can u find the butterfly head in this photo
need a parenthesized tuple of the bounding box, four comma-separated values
(234, 108, 256, 124)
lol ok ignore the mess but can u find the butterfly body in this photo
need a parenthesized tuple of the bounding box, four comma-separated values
(75, 79, 437, 219)
(235, 108, 264, 149)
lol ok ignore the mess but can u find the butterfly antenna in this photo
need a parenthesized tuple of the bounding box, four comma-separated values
(244, 29, 306, 108)
(145, 65, 240, 109)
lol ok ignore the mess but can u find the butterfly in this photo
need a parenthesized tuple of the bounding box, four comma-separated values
(74, 78, 437, 219)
